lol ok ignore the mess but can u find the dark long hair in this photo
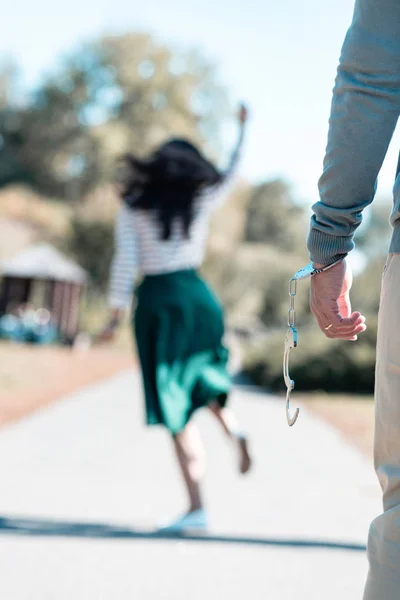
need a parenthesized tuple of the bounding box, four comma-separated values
(118, 139, 222, 240)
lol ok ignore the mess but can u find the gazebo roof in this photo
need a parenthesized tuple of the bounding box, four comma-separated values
(0, 243, 87, 284)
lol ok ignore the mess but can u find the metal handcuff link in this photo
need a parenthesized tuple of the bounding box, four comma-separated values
(283, 260, 342, 427)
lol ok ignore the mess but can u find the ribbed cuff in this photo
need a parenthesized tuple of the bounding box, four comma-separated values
(307, 227, 352, 265)
(108, 296, 131, 310)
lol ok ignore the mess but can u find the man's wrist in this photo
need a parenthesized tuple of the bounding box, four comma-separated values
(312, 254, 347, 269)
(309, 247, 347, 264)
(294, 257, 346, 281)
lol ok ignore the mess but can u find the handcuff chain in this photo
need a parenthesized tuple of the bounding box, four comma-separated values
(283, 259, 344, 428)
(288, 278, 297, 328)
(285, 277, 300, 427)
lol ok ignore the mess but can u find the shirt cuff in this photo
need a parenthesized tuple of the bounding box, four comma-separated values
(307, 227, 352, 265)
(108, 295, 131, 310)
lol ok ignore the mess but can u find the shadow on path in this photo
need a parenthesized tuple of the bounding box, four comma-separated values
(0, 516, 366, 553)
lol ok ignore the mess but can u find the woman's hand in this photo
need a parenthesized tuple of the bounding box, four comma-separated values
(238, 103, 249, 126)
(96, 309, 123, 344)
(97, 323, 117, 343)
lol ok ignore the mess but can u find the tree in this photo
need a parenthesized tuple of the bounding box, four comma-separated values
(67, 217, 114, 291)
(0, 62, 30, 187)
(203, 178, 311, 331)
(354, 201, 392, 259)
(245, 179, 308, 255)
(0, 34, 230, 199)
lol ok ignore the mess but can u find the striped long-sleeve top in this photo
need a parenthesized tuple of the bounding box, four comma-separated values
(108, 131, 244, 309)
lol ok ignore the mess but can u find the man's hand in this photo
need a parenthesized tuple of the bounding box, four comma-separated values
(310, 260, 367, 341)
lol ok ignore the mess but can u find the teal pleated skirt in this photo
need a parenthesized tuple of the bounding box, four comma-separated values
(134, 269, 231, 434)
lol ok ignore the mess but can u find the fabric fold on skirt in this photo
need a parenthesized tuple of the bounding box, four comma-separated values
(134, 269, 231, 434)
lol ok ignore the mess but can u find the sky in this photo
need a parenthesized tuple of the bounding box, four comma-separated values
(1, 0, 400, 204)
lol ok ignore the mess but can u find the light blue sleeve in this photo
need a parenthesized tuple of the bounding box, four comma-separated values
(307, 0, 400, 265)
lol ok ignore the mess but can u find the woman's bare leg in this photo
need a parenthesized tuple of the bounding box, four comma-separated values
(208, 402, 252, 474)
(172, 421, 205, 513)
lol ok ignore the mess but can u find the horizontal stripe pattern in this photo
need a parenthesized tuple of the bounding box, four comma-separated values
(108, 132, 243, 308)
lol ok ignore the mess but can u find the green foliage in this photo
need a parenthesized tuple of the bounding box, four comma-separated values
(245, 179, 307, 254)
(0, 34, 229, 199)
(67, 217, 114, 291)
(355, 202, 392, 259)
(240, 245, 383, 394)
(204, 179, 310, 332)
(206, 178, 382, 394)
(243, 318, 377, 394)
(352, 256, 385, 314)
(0, 28, 386, 395)
(205, 244, 310, 329)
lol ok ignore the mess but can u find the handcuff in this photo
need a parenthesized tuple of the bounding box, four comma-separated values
(283, 259, 343, 427)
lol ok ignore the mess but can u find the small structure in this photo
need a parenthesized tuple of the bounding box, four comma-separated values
(0, 243, 88, 343)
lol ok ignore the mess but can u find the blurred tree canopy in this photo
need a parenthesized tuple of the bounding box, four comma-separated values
(0, 34, 228, 198)
(0, 28, 392, 395)
(203, 179, 310, 331)
(245, 180, 307, 253)
(356, 201, 392, 259)
(67, 217, 114, 292)
(240, 198, 391, 393)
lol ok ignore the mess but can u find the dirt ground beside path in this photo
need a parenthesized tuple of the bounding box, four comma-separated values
(0, 342, 133, 428)
(0, 341, 375, 461)
(301, 393, 374, 458)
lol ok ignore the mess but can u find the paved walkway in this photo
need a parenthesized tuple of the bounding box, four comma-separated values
(0, 370, 380, 599)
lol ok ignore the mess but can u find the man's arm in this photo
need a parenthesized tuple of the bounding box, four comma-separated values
(308, 0, 400, 266)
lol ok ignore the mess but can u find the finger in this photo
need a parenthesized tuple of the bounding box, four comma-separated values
(326, 324, 367, 339)
(322, 307, 365, 330)
(331, 315, 366, 332)
(323, 320, 367, 339)
(309, 299, 359, 333)
(313, 306, 366, 338)
(325, 332, 359, 341)
(314, 311, 341, 337)
(330, 311, 362, 328)
(311, 304, 337, 333)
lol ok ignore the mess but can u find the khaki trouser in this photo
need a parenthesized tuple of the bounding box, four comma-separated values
(364, 253, 400, 599)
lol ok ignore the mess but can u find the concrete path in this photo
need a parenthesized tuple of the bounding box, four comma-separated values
(0, 370, 380, 599)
